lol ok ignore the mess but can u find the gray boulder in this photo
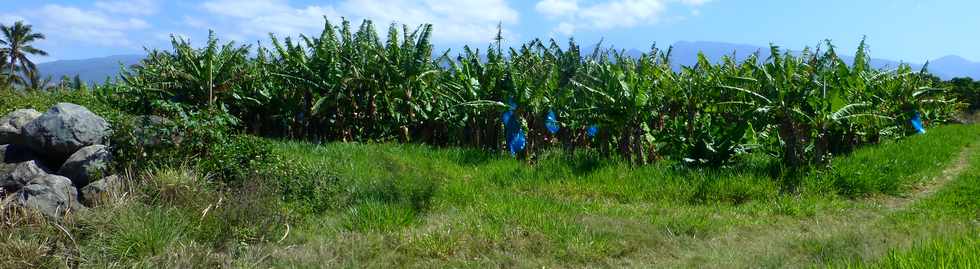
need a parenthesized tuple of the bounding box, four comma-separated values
(80, 175, 120, 207)
(0, 160, 49, 191)
(21, 103, 111, 161)
(0, 109, 41, 145)
(1, 144, 39, 164)
(15, 174, 84, 219)
(58, 144, 111, 187)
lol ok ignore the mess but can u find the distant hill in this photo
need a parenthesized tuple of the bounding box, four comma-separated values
(927, 55, 980, 80)
(35, 42, 980, 83)
(599, 41, 979, 80)
(36, 54, 143, 84)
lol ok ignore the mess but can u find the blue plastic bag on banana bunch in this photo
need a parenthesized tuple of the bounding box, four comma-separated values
(911, 111, 926, 134)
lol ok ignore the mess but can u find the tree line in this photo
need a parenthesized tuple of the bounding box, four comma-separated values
(3, 19, 968, 168)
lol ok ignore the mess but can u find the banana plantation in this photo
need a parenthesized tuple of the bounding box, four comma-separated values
(111, 19, 959, 168)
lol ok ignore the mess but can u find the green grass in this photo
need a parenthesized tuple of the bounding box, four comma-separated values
(804, 124, 980, 197)
(850, 234, 980, 269)
(831, 135, 980, 268)
(3, 122, 979, 267)
(246, 124, 980, 268)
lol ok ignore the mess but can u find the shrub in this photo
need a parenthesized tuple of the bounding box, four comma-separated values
(0, 89, 129, 128)
(196, 134, 273, 184)
(110, 107, 274, 184)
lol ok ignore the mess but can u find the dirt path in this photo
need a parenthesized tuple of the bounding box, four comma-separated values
(652, 144, 979, 268)
(879, 146, 974, 210)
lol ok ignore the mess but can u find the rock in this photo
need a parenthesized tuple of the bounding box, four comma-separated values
(0, 161, 13, 195)
(58, 145, 111, 187)
(0, 160, 49, 191)
(21, 103, 111, 162)
(80, 175, 119, 207)
(15, 174, 84, 219)
(0, 109, 41, 145)
(1, 144, 39, 164)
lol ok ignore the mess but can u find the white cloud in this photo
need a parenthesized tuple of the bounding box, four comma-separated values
(579, 0, 666, 29)
(31, 4, 150, 47)
(196, 0, 338, 40)
(195, 0, 520, 44)
(535, 0, 579, 18)
(537, 0, 714, 36)
(202, 0, 295, 19)
(679, 0, 711, 6)
(95, 0, 159, 16)
(0, 14, 27, 25)
(183, 16, 207, 28)
(554, 22, 575, 36)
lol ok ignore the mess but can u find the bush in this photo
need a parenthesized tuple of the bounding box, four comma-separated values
(110, 107, 274, 184)
(197, 135, 273, 183)
(258, 156, 345, 214)
(111, 115, 182, 167)
(0, 89, 129, 128)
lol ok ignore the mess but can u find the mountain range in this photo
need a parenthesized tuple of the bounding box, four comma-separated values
(662, 41, 980, 80)
(36, 41, 980, 84)
(37, 54, 144, 84)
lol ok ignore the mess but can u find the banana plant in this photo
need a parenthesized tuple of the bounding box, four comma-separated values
(570, 49, 664, 164)
(119, 31, 252, 118)
(114, 19, 963, 168)
(720, 45, 824, 167)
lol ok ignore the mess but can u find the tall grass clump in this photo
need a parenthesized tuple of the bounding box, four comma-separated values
(0, 167, 290, 267)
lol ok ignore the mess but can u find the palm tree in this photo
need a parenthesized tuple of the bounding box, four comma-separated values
(0, 50, 11, 87)
(1, 21, 48, 87)
(24, 69, 53, 91)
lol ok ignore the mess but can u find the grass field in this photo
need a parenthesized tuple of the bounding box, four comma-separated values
(3, 124, 979, 268)
(255, 124, 980, 268)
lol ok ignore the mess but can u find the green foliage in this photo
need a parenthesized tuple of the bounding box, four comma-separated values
(196, 135, 273, 183)
(112, 19, 961, 170)
(945, 76, 980, 111)
(116, 31, 254, 114)
(110, 115, 181, 167)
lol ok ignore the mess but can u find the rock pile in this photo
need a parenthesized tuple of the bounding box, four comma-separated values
(0, 103, 116, 219)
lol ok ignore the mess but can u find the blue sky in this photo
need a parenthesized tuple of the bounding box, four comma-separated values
(2, 0, 979, 63)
